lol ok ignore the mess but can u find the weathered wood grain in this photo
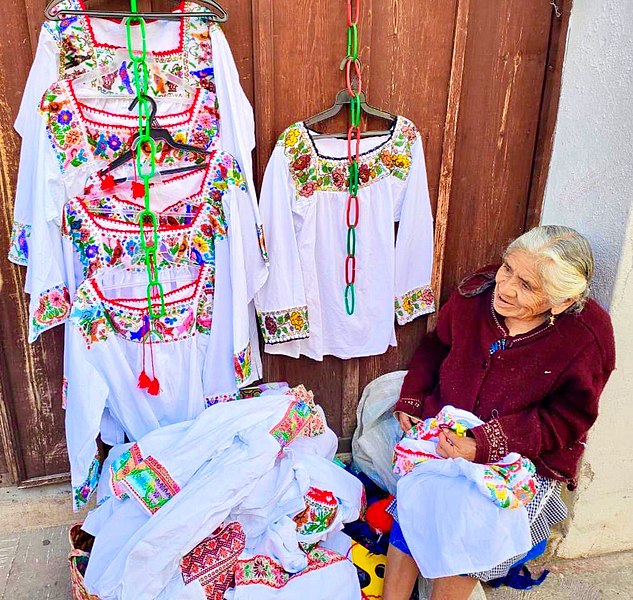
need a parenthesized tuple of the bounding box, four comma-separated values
(0, 0, 569, 482)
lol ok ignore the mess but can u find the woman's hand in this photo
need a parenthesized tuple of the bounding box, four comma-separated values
(436, 430, 477, 461)
(396, 412, 419, 433)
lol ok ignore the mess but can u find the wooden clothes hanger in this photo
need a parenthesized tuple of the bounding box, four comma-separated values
(44, 0, 228, 21)
(101, 93, 212, 177)
(304, 89, 398, 140)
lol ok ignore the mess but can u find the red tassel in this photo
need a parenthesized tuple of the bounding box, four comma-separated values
(146, 377, 161, 396)
(131, 181, 145, 199)
(138, 370, 152, 390)
(100, 174, 116, 191)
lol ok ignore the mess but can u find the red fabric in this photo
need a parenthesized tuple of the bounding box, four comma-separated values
(394, 266, 616, 488)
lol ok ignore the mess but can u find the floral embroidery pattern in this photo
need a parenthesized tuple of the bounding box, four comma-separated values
(204, 391, 239, 408)
(256, 224, 269, 264)
(61, 377, 69, 409)
(286, 385, 326, 438)
(234, 547, 345, 589)
(63, 198, 226, 278)
(8, 221, 30, 265)
(110, 443, 144, 500)
(233, 344, 252, 386)
(395, 285, 435, 325)
(70, 265, 215, 346)
(279, 118, 418, 199)
(73, 453, 101, 511)
(482, 458, 537, 509)
(121, 455, 181, 514)
(269, 398, 313, 448)
(30, 285, 72, 342)
(294, 487, 339, 538)
(40, 82, 218, 172)
(257, 305, 309, 345)
(48, 1, 218, 97)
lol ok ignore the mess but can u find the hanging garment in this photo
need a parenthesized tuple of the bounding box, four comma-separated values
(64, 262, 262, 511)
(255, 117, 435, 360)
(28, 155, 267, 343)
(80, 389, 362, 600)
(10, 0, 255, 266)
(393, 406, 537, 579)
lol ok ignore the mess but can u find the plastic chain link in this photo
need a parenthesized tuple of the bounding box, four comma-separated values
(125, 1, 166, 318)
(344, 0, 361, 315)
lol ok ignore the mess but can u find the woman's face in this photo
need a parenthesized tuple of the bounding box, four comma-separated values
(494, 251, 553, 321)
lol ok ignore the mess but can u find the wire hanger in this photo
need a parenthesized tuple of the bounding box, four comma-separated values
(44, 0, 228, 21)
(101, 93, 211, 177)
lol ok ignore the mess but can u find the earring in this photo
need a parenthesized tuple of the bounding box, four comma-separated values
(549, 314, 557, 326)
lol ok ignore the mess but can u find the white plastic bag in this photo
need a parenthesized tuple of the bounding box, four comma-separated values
(351, 371, 406, 494)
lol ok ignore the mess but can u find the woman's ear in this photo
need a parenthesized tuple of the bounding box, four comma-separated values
(551, 297, 578, 316)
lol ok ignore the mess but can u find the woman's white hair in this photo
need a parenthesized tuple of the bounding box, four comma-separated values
(504, 225, 594, 312)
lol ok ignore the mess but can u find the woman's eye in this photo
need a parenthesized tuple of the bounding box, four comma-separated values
(521, 281, 531, 291)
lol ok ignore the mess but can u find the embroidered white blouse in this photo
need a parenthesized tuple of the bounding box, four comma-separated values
(10, 2, 255, 276)
(255, 117, 435, 360)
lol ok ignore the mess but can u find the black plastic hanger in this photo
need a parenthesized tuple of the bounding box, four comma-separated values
(101, 94, 211, 177)
(45, 0, 228, 22)
(304, 90, 397, 140)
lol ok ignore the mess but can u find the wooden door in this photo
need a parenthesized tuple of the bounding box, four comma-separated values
(0, 0, 569, 485)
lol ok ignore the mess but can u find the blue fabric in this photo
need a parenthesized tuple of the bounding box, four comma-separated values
(389, 518, 412, 556)
(487, 540, 550, 590)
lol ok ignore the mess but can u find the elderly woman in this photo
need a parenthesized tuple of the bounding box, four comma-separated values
(383, 226, 615, 600)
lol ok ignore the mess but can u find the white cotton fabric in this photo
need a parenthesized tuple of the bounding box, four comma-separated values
(256, 119, 434, 360)
(80, 393, 362, 600)
(397, 459, 532, 579)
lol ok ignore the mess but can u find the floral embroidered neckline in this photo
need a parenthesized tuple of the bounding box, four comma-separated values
(72, 264, 215, 345)
(279, 116, 419, 198)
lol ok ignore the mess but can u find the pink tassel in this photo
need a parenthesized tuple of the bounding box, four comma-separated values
(146, 378, 161, 396)
(138, 370, 152, 390)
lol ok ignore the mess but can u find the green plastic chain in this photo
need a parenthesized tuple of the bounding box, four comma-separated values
(125, 3, 166, 318)
(344, 0, 361, 315)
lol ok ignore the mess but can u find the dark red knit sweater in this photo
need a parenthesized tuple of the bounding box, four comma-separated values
(394, 267, 616, 488)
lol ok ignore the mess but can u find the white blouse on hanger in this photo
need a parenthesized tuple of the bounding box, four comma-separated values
(255, 117, 435, 360)
(10, 1, 255, 269)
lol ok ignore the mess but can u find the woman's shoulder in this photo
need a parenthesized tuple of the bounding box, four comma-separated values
(456, 265, 498, 298)
(568, 299, 616, 370)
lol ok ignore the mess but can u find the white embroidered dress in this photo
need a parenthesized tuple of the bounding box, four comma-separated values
(255, 117, 435, 360)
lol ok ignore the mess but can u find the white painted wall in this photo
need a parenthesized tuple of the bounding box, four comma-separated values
(541, 0, 633, 557)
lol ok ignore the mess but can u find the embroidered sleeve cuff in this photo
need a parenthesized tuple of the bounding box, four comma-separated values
(8, 221, 30, 266)
(29, 285, 72, 343)
(257, 306, 310, 344)
(393, 396, 423, 419)
(395, 285, 436, 325)
(471, 419, 509, 464)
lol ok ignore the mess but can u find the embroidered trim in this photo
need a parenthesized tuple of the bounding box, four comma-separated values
(234, 547, 345, 589)
(269, 397, 313, 448)
(8, 221, 30, 265)
(258, 306, 309, 344)
(286, 385, 326, 438)
(204, 391, 239, 408)
(256, 224, 269, 265)
(234, 344, 252, 386)
(123, 455, 180, 514)
(294, 487, 339, 538)
(73, 453, 100, 511)
(30, 285, 72, 342)
(181, 521, 246, 591)
(278, 118, 418, 199)
(482, 419, 509, 463)
(61, 377, 69, 409)
(395, 285, 435, 325)
(70, 265, 214, 346)
(396, 397, 422, 411)
(110, 443, 144, 500)
(481, 458, 537, 509)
